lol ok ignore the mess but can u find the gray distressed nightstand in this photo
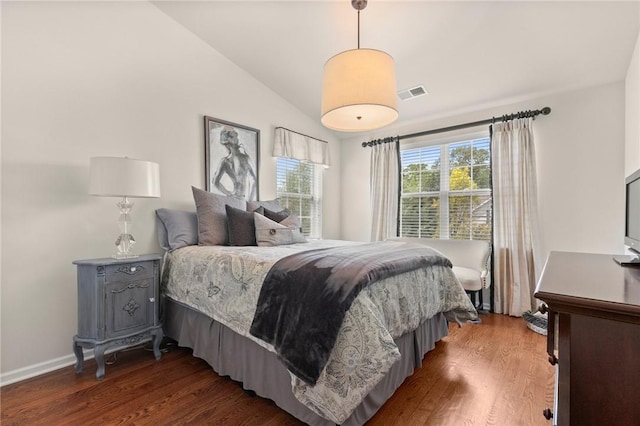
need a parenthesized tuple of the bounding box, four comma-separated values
(72, 254, 163, 380)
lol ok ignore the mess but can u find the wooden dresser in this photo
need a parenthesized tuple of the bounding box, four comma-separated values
(534, 251, 640, 425)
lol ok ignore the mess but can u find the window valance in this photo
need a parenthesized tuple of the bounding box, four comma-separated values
(273, 127, 331, 167)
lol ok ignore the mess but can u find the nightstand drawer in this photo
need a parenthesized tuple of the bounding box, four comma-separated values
(105, 261, 154, 282)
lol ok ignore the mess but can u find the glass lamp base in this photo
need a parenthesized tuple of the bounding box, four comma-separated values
(114, 231, 137, 259)
(113, 197, 137, 259)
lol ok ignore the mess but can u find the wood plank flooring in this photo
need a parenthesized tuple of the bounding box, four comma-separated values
(1, 314, 554, 425)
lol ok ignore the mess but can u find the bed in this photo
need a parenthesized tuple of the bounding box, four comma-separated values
(159, 238, 478, 425)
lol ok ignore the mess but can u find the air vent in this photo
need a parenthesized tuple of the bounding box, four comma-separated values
(398, 85, 428, 101)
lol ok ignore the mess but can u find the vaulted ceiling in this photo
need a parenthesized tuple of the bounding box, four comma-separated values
(154, 1, 640, 134)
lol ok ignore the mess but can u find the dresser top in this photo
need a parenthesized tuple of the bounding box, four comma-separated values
(534, 251, 640, 316)
(73, 253, 163, 266)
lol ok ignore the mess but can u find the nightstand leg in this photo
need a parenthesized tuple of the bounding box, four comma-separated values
(72, 338, 84, 373)
(94, 345, 106, 381)
(151, 328, 163, 361)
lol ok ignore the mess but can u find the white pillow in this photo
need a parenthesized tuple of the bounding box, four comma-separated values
(254, 213, 307, 246)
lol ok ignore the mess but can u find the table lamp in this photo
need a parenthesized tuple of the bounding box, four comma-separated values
(89, 157, 161, 259)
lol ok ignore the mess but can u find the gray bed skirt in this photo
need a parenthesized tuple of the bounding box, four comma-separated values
(163, 298, 449, 426)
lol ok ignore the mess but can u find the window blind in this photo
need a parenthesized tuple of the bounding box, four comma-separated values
(276, 157, 323, 238)
(400, 136, 491, 241)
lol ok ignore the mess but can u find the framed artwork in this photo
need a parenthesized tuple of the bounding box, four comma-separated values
(204, 116, 260, 201)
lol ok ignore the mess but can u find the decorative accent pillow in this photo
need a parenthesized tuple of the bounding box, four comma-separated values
(247, 198, 284, 213)
(281, 213, 302, 230)
(263, 207, 290, 223)
(280, 215, 306, 243)
(155, 208, 198, 251)
(226, 205, 264, 246)
(192, 186, 246, 245)
(255, 213, 307, 247)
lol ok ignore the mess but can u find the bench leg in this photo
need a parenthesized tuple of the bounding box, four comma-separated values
(466, 290, 485, 312)
(466, 291, 476, 309)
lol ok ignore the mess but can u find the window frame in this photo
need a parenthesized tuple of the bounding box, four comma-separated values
(275, 157, 323, 239)
(399, 131, 492, 241)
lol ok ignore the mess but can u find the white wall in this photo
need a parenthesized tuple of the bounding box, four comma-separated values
(341, 82, 626, 259)
(626, 32, 640, 175)
(0, 2, 341, 381)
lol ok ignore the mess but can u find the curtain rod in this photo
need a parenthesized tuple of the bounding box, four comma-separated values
(361, 106, 551, 147)
(275, 126, 328, 144)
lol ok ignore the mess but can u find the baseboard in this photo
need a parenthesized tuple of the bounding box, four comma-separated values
(1, 346, 123, 387)
(0, 352, 81, 387)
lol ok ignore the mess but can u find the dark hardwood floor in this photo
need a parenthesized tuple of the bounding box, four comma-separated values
(1, 314, 554, 425)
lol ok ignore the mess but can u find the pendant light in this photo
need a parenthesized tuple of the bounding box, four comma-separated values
(321, 0, 398, 132)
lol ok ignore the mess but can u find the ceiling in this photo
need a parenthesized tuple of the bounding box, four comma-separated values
(154, 1, 640, 135)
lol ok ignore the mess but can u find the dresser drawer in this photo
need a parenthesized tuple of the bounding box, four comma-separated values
(105, 261, 154, 282)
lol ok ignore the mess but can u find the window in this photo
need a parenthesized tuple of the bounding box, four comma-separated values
(400, 136, 491, 241)
(276, 157, 323, 238)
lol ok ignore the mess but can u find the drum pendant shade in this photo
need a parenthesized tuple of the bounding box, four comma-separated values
(321, 48, 398, 132)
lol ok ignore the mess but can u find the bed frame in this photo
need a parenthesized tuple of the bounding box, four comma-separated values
(163, 298, 449, 426)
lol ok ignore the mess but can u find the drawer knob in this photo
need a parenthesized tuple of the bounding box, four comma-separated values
(543, 408, 553, 420)
(538, 303, 548, 314)
(149, 297, 155, 303)
(130, 266, 137, 273)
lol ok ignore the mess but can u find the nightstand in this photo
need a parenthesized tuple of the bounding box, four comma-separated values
(72, 254, 163, 380)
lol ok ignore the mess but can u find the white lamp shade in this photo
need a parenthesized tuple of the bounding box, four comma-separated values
(321, 48, 398, 132)
(89, 157, 161, 198)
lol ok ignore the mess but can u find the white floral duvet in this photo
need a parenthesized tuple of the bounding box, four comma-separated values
(161, 239, 477, 424)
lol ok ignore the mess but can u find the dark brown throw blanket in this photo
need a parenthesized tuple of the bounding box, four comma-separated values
(249, 241, 452, 386)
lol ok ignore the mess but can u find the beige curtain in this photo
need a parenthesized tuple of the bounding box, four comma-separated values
(273, 127, 330, 167)
(492, 118, 540, 316)
(370, 141, 399, 241)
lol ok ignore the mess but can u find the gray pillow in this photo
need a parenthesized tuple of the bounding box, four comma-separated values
(247, 198, 284, 212)
(226, 205, 264, 246)
(192, 186, 246, 245)
(255, 213, 307, 247)
(156, 214, 171, 252)
(263, 207, 289, 223)
(155, 208, 198, 251)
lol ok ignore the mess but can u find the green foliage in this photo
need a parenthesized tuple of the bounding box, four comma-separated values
(449, 144, 489, 166)
(279, 162, 312, 194)
(277, 159, 315, 236)
(450, 145, 490, 189)
(400, 196, 440, 238)
(402, 164, 440, 193)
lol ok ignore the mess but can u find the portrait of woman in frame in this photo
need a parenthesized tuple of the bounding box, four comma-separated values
(204, 116, 259, 201)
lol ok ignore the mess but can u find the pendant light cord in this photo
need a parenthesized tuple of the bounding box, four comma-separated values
(357, 9, 360, 49)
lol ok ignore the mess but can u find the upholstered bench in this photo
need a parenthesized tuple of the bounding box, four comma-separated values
(388, 237, 491, 311)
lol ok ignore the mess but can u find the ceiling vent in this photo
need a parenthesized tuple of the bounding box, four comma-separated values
(398, 85, 428, 101)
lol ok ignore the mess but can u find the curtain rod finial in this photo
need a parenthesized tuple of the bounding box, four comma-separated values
(541, 107, 551, 115)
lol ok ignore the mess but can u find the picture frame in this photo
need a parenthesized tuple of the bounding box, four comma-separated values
(204, 116, 260, 201)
